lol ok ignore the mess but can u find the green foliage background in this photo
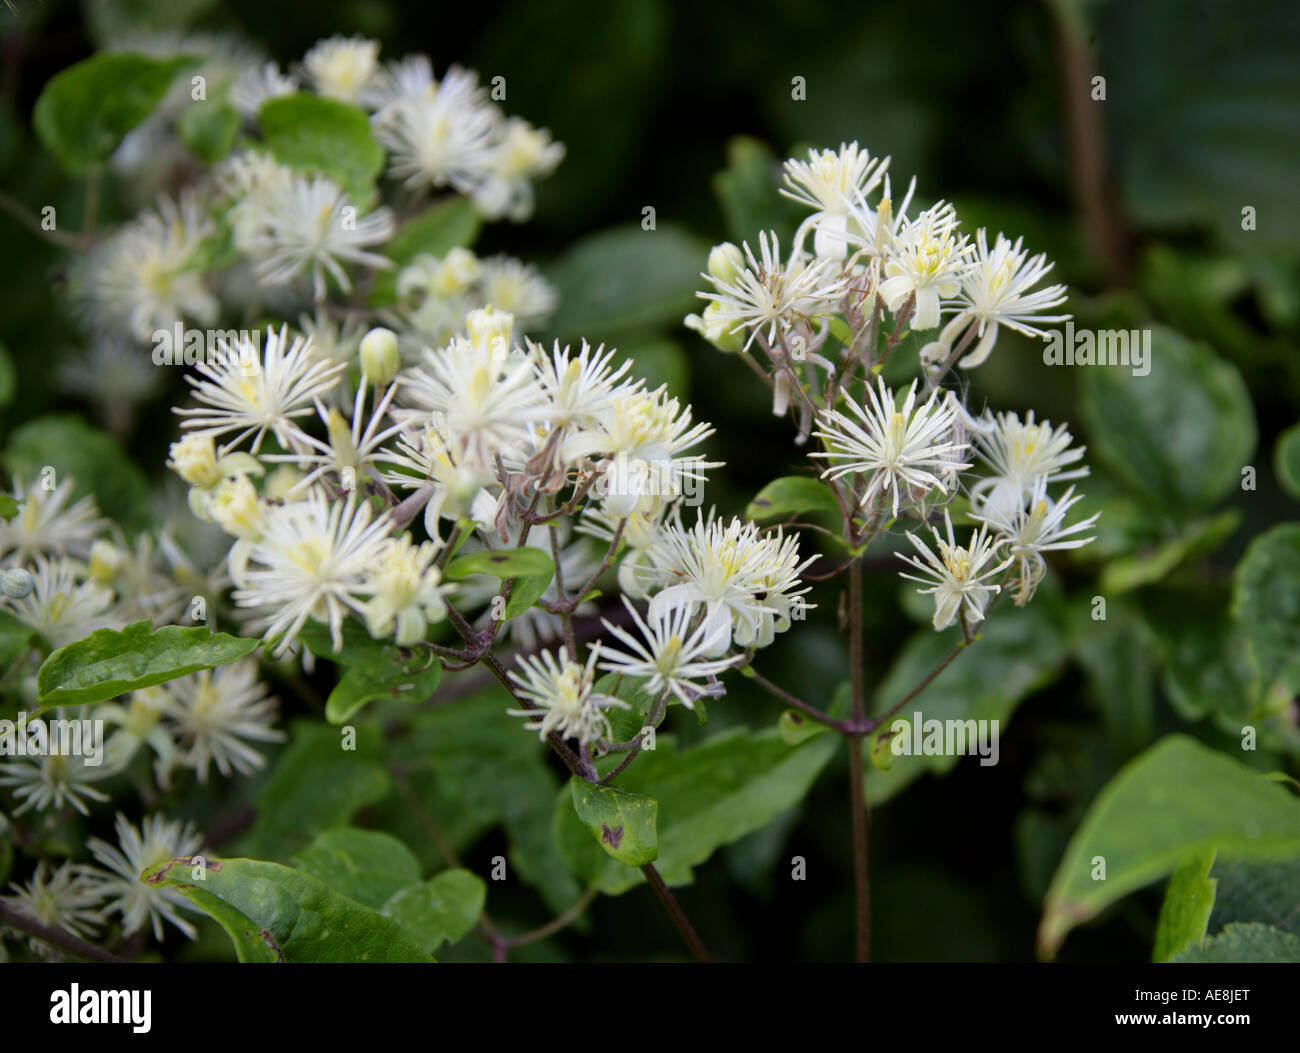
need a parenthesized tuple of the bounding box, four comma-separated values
(1, 0, 1299, 962)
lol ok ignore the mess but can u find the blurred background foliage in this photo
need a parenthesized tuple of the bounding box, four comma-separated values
(1, 0, 1299, 962)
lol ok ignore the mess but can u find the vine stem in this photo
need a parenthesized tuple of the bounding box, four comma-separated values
(846, 555, 870, 963)
(506, 887, 598, 949)
(641, 862, 711, 962)
(0, 902, 127, 963)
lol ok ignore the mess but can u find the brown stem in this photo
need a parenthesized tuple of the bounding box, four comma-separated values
(0, 902, 127, 963)
(641, 862, 711, 962)
(846, 555, 870, 962)
(1050, 0, 1130, 285)
(506, 887, 598, 949)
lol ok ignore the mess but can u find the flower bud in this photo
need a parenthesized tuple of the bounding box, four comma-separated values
(167, 433, 222, 489)
(0, 567, 33, 599)
(263, 465, 304, 502)
(465, 306, 515, 353)
(360, 327, 401, 387)
(707, 242, 745, 285)
(88, 539, 126, 584)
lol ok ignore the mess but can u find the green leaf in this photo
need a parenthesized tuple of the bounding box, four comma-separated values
(294, 619, 443, 724)
(542, 224, 710, 342)
(258, 93, 384, 205)
(712, 135, 806, 247)
(327, 658, 442, 725)
(778, 709, 831, 747)
(1100, 0, 1300, 254)
(1152, 848, 1217, 963)
(0, 341, 15, 407)
(1275, 424, 1300, 502)
(867, 601, 1068, 805)
(176, 99, 239, 163)
(382, 869, 487, 954)
(36, 621, 258, 709)
(570, 777, 658, 867)
(34, 52, 198, 172)
(1171, 922, 1300, 964)
(369, 198, 481, 306)
(1079, 327, 1256, 513)
(1137, 585, 1253, 725)
(141, 856, 433, 962)
(559, 726, 839, 894)
(1039, 735, 1300, 958)
(444, 547, 554, 585)
(1232, 523, 1300, 700)
(386, 689, 579, 914)
(1099, 510, 1240, 594)
(1207, 857, 1300, 938)
(244, 721, 392, 861)
(291, 828, 422, 910)
(5, 415, 152, 533)
(0, 610, 35, 669)
(0, 495, 19, 522)
(745, 476, 841, 523)
(441, 545, 556, 621)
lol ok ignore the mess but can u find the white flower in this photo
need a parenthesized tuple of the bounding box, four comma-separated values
(2, 862, 105, 953)
(85, 813, 203, 941)
(644, 512, 813, 651)
(0, 709, 114, 816)
(782, 142, 889, 260)
(74, 191, 217, 342)
(176, 327, 346, 454)
(57, 340, 163, 427)
(940, 230, 1070, 368)
(1, 556, 117, 648)
(372, 67, 499, 194)
(477, 255, 557, 331)
(360, 533, 451, 645)
(229, 170, 394, 300)
(532, 338, 637, 432)
(0, 478, 103, 564)
(508, 645, 626, 745)
(572, 385, 717, 496)
(233, 492, 392, 655)
(897, 511, 1012, 631)
(811, 378, 970, 518)
(229, 61, 298, 117)
(302, 35, 380, 102)
(878, 202, 972, 330)
(362, 54, 436, 114)
(399, 246, 481, 302)
(972, 480, 1098, 604)
(97, 687, 180, 788)
(472, 117, 565, 222)
(377, 424, 495, 541)
(161, 660, 284, 782)
(599, 597, 741, 708)
(701, 231, 848, 351)
(969, 409, 1088, 520)
(400, 335, 547, 471)
(261, 380, 405, 494)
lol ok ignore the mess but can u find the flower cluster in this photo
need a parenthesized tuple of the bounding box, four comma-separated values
(2, 814, 204, 951)
(688, 141, 1095, 631)
(65, 33, 564, 436)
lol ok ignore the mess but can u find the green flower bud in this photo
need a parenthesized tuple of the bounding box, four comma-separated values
(359, 327, 401, 386)
(707, 242, 745, 285)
